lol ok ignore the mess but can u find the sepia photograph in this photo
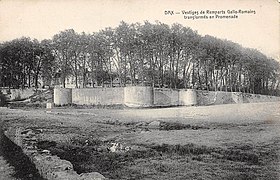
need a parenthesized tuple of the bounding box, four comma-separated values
(0, 0, 279, 179)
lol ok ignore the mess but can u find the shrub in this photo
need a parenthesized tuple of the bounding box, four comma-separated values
(0, 90, 7, 106)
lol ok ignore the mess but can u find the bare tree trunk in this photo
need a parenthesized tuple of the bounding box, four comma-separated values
(192, 62, 195, 89)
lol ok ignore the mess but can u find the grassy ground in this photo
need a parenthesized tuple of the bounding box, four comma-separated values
(0, 102, 279, 179)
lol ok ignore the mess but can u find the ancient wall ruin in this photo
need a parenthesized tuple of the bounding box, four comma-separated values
(53, 87, 280, 107)
(196, 90, 280, 106)
(124, 86, 154, 107)
(72, 88, 124, 105)
(0, 88, 36, 101)
(179, 89, 197, 106)
(154, 88, 179, 107)
(54, 88, 72, 106)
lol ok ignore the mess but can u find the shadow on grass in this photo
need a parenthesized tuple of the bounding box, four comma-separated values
(0, 130, 45, 180)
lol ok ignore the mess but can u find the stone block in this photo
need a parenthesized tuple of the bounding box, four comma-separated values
(46, 102, 54, 109)
(148, 120, 161, 128)
(80, 172, 106, 180)
(49, 171, 79, 180)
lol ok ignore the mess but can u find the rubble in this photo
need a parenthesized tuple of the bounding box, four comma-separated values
(4, 127, 107, 180)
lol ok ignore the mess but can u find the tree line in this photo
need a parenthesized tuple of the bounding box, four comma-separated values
(0, 21, 279, 95)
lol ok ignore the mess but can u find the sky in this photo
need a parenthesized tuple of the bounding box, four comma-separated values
(0, 0, 279, 61)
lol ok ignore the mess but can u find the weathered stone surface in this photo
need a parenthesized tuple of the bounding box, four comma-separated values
(148, 120, 161, 128)
(41, 149, 51, 154)
(46, 103, 54, 109)
(135, 121, 148, 127)
(80, 172, 106, 180)
(49, 171, 79, 180)
(135, 122, 144, 127)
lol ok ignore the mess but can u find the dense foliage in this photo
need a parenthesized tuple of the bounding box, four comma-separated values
(0, 90, 7, 106)
(0, 21, 279, 95)
(0, 38, 54, 88)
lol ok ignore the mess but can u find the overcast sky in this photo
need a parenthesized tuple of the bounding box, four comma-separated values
(0, 0, 279, 61)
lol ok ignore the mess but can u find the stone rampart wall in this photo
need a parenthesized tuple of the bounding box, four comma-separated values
(124, 86, 154, 107)
(53, 87, 280, 107)
(72, 88, 124, 105)
(0, 88, 36, 101)
(154, 88, 179, 106)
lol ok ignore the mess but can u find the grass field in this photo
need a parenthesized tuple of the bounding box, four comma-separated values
(1, 102, 279, 179)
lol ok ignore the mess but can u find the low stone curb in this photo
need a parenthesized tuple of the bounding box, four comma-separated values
(3, 126, 106, 180)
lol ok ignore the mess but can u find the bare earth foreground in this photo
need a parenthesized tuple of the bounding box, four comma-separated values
(0, 102, 280, 180)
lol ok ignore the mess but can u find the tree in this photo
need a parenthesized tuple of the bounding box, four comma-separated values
(1, 21, 279, 96)
(52, 29, 77, 87)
